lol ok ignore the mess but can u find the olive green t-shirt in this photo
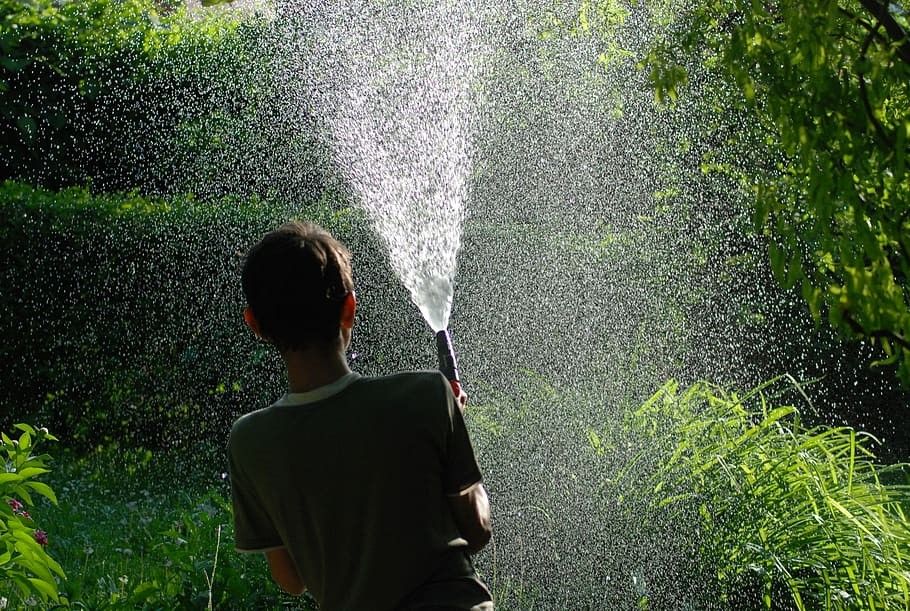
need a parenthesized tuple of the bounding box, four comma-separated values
(228, 370, 488, 610)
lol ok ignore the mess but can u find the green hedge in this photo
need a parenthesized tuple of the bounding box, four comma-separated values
(0, 181, 351, 448)
(0, 181, 428, 450)
(0, 0, 328, 199)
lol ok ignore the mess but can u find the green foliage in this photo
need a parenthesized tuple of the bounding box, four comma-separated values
(630, 378, 910, 609)
(536, 0, 630, 40)
(9, 446, 316, 609)
(0, 181, 353, 449)
(643, 1, 910, 383)
(0, 0, 283, 195)
(0, 423, 66, 605)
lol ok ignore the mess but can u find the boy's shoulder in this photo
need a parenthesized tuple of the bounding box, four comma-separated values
(228, 402, 272, 448)
(231, 370, 448, 433)
(360, 369, 448, 390)
(359, 369, 448, 398)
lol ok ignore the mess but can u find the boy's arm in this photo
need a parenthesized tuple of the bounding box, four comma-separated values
(447, 482, 492, 554)
(229, 431, 304, 595)
(441, 376, 492, 553)
(266, 548, 306, 596)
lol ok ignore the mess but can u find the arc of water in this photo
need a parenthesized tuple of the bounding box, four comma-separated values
(303, 2, 482, 331)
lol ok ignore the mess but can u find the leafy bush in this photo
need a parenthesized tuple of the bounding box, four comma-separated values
(0, 181, 417, 451)
(627, 378, 910, 609)
(644, 2, 910, 383)
(0, 0, 328, 199)
(0, 181, 355, 449)
(0, 423, 65, 605)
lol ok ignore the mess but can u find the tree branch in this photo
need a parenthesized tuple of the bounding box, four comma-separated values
(843, 310, 910, 352)
(856, 0, 910, 66)
(858, 24, 895, 146)
(839, 7, 891, 49)
(897, 230, 910, 277)
(839, 6, 879, 37)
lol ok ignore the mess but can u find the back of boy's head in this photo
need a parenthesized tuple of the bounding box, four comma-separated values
(242, 221, 353, 351)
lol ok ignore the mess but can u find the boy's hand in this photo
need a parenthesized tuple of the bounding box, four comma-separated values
(450, 380, 468, 412)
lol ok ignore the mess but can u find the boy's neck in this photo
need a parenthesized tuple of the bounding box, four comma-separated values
(282, 345, 352, 394)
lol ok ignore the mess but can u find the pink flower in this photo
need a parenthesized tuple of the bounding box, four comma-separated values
(19, 511, 30, 520)
(33, 530, 48, 546)
(7, 499, 23, 513)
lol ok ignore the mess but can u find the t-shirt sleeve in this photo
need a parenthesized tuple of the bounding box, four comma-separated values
(440, 376, 483, 495)
(228, 436, 284, 553)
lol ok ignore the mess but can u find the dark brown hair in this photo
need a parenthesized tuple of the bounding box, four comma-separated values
(241, 221, 353, 351)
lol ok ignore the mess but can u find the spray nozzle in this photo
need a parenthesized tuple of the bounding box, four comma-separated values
(435, 329, 460, 383)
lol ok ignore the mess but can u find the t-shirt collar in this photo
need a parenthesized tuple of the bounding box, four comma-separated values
(275, 372, 361, 406)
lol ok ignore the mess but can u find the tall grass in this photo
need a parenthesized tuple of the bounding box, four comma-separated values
(630, 378, 910, 609)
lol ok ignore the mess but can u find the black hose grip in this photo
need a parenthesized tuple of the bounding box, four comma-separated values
(435, 329, 460, 383)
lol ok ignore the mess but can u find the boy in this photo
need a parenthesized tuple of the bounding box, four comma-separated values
(228, 221, 493, 610)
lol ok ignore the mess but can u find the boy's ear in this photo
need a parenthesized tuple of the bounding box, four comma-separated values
(340, 292, 357, 330)
(243, 307, 264, 338)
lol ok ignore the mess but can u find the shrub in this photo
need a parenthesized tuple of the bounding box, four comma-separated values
(644, 2, 910, 383)
(0, 181, 357, 449)
(0, 423, 65, 605)
(0, 0, 328, 199)
(626, 378, 910, 609)
(0, 181, 416, 451)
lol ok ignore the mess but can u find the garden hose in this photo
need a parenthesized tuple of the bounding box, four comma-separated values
(435, 329, 462, 395)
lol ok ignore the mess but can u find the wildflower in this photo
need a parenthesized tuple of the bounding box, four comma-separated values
(19, 511, 30, 520)
(33, 530, 48, 546)
(7, 498, 23, 513)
